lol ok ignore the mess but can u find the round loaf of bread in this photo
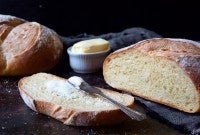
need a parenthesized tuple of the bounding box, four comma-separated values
(0, 14, 63, 76)
(103, 38, 200, 113)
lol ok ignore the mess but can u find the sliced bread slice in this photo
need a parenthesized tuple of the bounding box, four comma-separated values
(18, 73, 134, 126)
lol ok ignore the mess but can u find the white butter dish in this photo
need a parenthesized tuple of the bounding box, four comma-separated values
(67, 46, 110, 73)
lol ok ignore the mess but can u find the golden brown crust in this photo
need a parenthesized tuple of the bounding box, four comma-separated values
(103, 38, 200, 113)
(18, 73, 134, 126)
(0, 24, 13, 42)
(0, 14, 63, 76)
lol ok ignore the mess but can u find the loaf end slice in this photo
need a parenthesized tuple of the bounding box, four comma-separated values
(103, 38, 200, 113)
(18, 73, 134, 126)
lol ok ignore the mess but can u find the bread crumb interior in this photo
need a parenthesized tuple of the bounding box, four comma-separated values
(21, 73, 132, 111)
(105, 50, 199, 112)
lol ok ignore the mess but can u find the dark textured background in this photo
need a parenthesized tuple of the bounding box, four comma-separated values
(0, 0, 199, 40)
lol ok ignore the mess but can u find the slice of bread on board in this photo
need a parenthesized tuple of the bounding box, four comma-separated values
(18, 73, 134, 126)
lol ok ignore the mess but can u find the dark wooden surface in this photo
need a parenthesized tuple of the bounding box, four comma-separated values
(0, 64, 186, 135)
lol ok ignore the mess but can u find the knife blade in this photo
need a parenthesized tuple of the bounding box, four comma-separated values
(67, 76, 146, 121)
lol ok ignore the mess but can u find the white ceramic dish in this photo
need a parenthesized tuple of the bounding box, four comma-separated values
(67, 46, 110, 73)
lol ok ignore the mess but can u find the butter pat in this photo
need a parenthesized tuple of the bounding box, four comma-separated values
(71, 38, 109, 53)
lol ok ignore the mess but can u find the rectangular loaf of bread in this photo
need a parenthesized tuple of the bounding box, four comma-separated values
(103, 38, 200, 113)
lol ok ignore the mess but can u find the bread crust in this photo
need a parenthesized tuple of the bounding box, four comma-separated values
(0, 14, 63, 76)
(0, 14, 26, 26)
(103, 38, 200, 113)
(18, 73, 134, 126)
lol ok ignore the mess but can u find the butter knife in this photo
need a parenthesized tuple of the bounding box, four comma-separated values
(68, 76, 146, 121)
